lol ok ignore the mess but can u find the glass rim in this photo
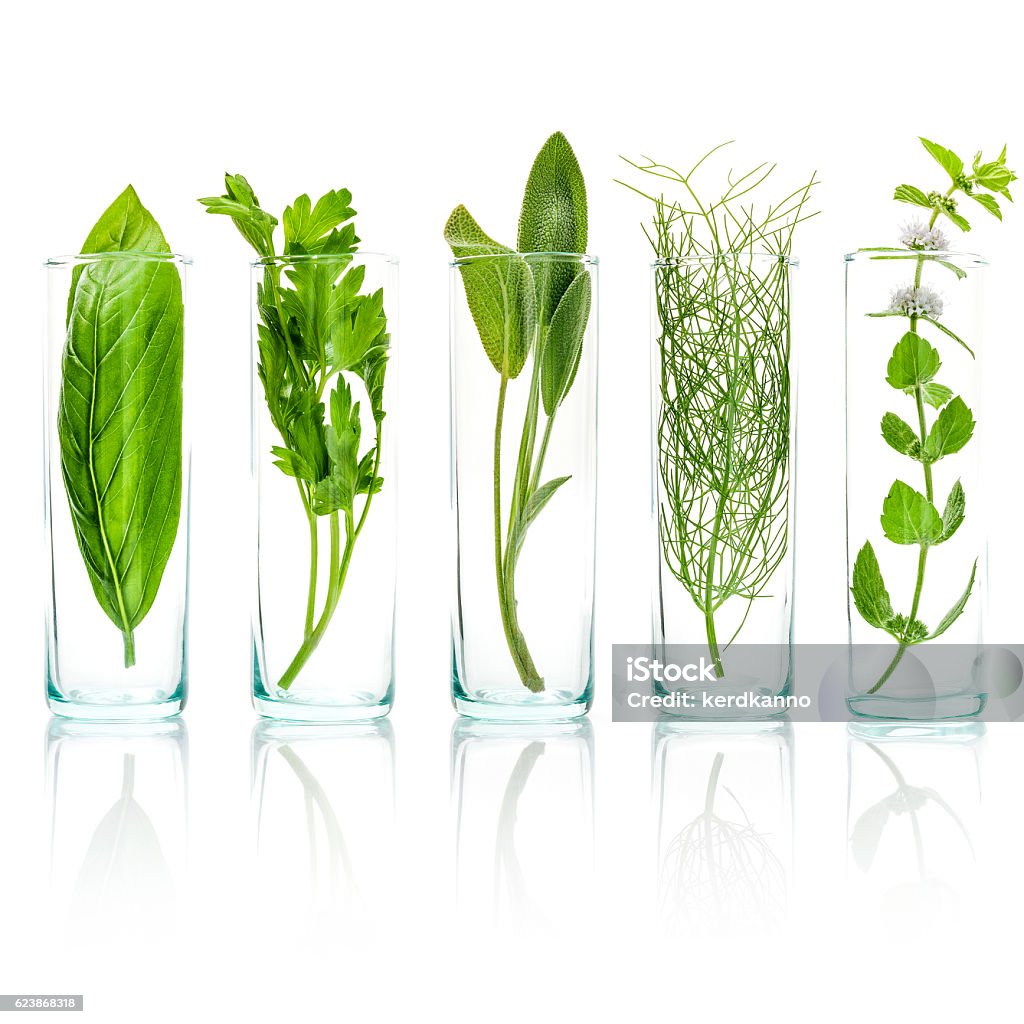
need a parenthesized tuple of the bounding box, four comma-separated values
(652, 253, 798, 269)
(253, 250, 399, 268)
(450, 251, 597, 268)
(844, 249, 988, 267)
(45, 251, 192, 268)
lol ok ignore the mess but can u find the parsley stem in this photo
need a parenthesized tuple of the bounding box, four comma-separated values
(279, 423, 382, 692)
(303, 496, 318, 640)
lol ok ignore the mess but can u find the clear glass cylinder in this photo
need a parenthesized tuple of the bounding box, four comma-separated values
(449, 253, 598, 721)
(44, 254, 191, 721)
(651, 255, 798, 700)
(845, 251, 987, 719)
(251, 253, 398, 721)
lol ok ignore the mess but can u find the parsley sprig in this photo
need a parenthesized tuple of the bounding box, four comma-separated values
(200, 175, 389, 690)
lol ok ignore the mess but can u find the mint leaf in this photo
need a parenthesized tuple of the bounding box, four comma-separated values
(926, 560, 978, 640)
(894, 184, 932, 208)
(541, 270, 592, 415)
(851, 542, 895, 630)
(919, 138, 964, 181)
(938, 480, 965, 543)
(880, 480, 943, 545)
(444, 204, 535, 378)
(923, 397, 975, 461)
(920, 316, 975, 358)
(944, 208, 972, 232)
(973, 146, 1016, 199)
(880, 412, 921, 459)
(917, 382, 953, 409)
(968, 192, 1002, 220)
(886, 331, 940, 390)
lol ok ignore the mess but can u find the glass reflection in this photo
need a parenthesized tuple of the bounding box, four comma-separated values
(251, 720, 395, 945)
(45, 718, 188, 943)
(451, 720, 594, 931)
(653, 720, 793, 934)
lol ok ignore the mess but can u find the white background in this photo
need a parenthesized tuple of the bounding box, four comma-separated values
(2, 0, 1023, 1020)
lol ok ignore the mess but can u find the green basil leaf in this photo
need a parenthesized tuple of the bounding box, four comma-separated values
(68, 184, 170, 325)
(59, 191, 184, 667)
(880, 480, 943, 545)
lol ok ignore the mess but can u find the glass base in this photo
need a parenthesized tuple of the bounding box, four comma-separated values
(253, 692, 392, 723)
(47, 689, 184, 723)
(847, 691, 985, 722)
(847, 718, 986, 741)
(453, 688, 590, 723)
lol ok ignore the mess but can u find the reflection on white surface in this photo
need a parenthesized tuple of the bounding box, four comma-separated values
(45, 718, 188, 944)
(251, 720, 395, 946)
(451, 720, 594, 933)
(653, 720, 793, 935)
(847, 722, 982, 930)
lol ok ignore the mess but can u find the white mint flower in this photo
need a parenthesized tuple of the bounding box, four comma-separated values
(899, 220, 950, 251)
(888, 285, 944, 319)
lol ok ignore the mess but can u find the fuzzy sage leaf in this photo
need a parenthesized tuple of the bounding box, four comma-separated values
(444, 133, 592, 693)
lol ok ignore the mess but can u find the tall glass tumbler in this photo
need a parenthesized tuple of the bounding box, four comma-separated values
(450, 253, 598, 721)
(651, 254, 798, 706)
(251, 253, 398, 721)
(44, 254, 191, 721)
(845, 251, 987, 719)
